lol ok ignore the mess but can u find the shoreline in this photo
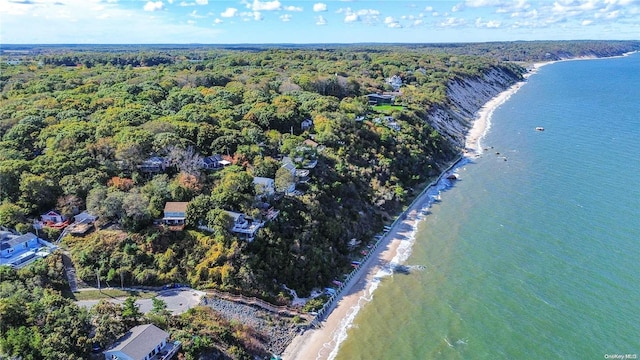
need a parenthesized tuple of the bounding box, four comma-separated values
(281, 156, 462, 360)
(282, 61, 552, 360)
(281, 53, 640, 359)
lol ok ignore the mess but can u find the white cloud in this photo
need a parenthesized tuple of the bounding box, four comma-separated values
(190, 10, 205, 18)
(284, 5, 302, 11)
(213, 18, 223, 24)
(424, 6, 433, 11)
(466, 0, 506, 6)
(187, 19, 195, 24)
(582, 19, 593, 25)
(413, 19, 424, 26)
(344, 12, 358, 22)
(384, 16, 402, 28)
(316, 15, 327, 25)
(357, 9, 379, 16)
(253, 11, 263, 20)
(144, 1, 164, 12)
(280, 14, 291, 21)
(313, 2, 327, 12)
(439, 17, 466, 27)
(221, 7, 237, 17)
(475, 17, 501, 27)
(251, 0, 280, 11)
(0, 0, 225, 43)
(452, 3, 465, 12)
(195, 0, 207, 4)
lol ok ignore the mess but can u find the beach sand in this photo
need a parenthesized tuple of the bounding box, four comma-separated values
(282, 203, 422, 360)
(464, 62, 548, 157)
(282, 64, 548, 360)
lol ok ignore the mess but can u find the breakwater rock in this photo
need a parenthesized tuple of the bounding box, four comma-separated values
(203, 296, 302, 355)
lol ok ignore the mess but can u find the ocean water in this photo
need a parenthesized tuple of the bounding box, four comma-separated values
(334, 53, 640, 359)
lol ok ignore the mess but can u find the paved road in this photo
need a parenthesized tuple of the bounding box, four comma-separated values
(76, 288, 205, 315)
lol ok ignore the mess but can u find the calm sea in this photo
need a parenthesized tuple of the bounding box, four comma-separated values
(335, 53, 640, 359)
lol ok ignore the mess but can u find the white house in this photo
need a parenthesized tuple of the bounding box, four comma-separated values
(103, 324, 180, 360)
(225, 211, 264, 242)
(162, 202, 188, 226)
(41, 210, 66, 224)
(253, 177, 275, 196)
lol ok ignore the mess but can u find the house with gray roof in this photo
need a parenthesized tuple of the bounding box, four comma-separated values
(103, 324, 180, 360)
(0, 232, 56, 269)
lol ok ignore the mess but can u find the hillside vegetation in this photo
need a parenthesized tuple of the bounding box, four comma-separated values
(1, 41, 638, 299)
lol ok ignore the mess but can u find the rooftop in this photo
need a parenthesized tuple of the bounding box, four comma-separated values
(164, 202, 188, 213)
(105, 324, 169, 360)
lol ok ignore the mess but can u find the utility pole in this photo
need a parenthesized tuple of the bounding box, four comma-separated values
(97, 269, 101, 293)
(120, 271, 124, 289)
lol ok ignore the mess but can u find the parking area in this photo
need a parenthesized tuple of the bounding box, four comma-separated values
(76, 288, 205, 315)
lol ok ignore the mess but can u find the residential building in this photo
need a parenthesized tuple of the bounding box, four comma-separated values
(103, 324, 181, 360)
(301, 118, 313, 131)
(0, 232, 56, 269)
(162, 202, 188, 226)
(253, 177, 275, 196)
(41, 210, 66, 224)
(366, 93, 395, 106)
(225, 211, 264, 242)
(138, 157, 167, 174)
(200, 154, 230, 170)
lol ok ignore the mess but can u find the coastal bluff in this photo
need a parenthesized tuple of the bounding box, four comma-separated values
(428, 65, 524, 148)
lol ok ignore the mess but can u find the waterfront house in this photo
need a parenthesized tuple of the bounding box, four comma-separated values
(162, 202, 188, 226)
(103, 324, 181, 360)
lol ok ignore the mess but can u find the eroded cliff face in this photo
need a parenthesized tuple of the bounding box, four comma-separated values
(428, 66, 524, 149)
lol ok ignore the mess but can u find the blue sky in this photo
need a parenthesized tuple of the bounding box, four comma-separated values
(1, 0, 639, 44)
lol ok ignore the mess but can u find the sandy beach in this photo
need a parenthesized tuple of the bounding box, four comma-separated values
(464, 62, 550, 157)
(281, 64, 547, 360)
(282, 190, 429, 360)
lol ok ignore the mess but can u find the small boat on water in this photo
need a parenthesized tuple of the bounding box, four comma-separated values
(446, 174, 458, 180)
(535, 126, 545, 131)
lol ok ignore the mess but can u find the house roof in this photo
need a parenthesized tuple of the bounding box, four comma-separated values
(202, 154, 222, 165)
(74, 211, 96, 223)
(303, 139, 319, 148)
(2, 233, 37, 248)
(253, 177, 274, 186)
(225, 211, 245, 222)
(164, 202, 188, 213)
(105, 324, 169, 360)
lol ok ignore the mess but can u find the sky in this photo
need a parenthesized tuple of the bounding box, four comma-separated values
(1, 0, 639, 44)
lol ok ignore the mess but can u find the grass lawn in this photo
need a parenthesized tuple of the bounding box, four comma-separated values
(372, 104, 404, 113)
(69, 288, 158, 301)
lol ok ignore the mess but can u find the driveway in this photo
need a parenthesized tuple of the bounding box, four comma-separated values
(76, 288, 205, 315)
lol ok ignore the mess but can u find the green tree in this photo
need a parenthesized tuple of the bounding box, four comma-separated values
(275, 166, 295, 194)
(121, 296, 142, 328)
(0, 201, 26, 229)
(91, 300, 126, 349)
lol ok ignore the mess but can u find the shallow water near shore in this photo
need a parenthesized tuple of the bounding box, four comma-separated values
(334, 54, 640, 359)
